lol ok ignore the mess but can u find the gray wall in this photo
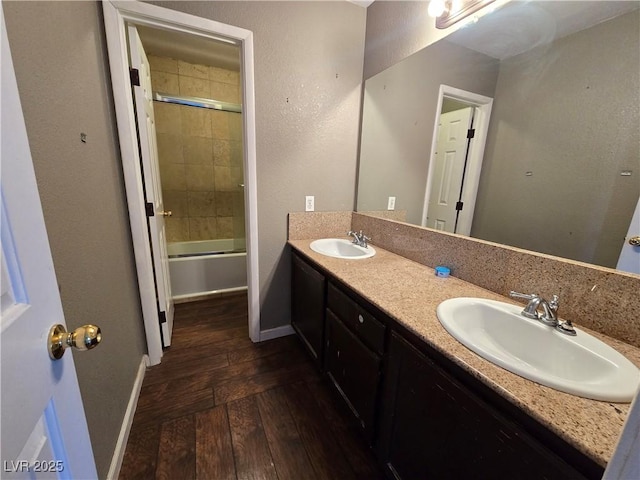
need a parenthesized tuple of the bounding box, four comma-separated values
(358, 40, 499, 224)
(471, 11, 640, 268)
(3, 1, 147, 477)
(148, 1, 367, 330)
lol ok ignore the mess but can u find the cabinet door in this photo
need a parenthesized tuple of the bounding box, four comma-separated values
(325, 310, 381, 444)
(291, 254, 326, 368)
(379, 333, 586, 480)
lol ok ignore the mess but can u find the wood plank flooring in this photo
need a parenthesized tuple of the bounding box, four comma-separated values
(120, 292, 384, 480)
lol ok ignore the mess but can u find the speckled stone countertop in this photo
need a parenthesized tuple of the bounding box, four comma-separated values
(289, 238, 640, 468)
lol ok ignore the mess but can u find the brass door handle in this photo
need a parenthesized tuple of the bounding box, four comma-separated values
(629, 236, 640, 247)
(48, 324, 102, 360)
(159, 210, 172, 217)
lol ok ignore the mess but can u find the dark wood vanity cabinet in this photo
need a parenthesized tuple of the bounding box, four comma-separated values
(291, 253, 326, 369)
(325, 283, 386, 444)
(378, 332, 592, 480)
(290, 251, 603, 480)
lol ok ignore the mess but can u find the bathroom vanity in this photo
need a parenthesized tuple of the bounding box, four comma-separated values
(289, 240, 640, 480)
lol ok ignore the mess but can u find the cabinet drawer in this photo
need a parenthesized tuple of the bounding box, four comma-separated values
(327, 283, 385, 354)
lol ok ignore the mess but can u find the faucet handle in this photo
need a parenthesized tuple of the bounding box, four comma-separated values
(549, 294, 559, 311)
(509, 291, 538, 301)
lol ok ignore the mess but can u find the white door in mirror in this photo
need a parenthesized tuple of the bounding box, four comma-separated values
(617, 197, 640, 274)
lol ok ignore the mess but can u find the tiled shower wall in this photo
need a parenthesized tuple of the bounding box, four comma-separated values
(148, 55, 245, 244)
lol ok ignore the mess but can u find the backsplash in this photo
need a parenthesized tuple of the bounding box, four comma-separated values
(289, 211, 640, 348)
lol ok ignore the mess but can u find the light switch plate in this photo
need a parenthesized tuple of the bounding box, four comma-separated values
(388, 196, 396, 210)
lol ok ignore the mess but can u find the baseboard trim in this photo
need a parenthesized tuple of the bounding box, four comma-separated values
(259, 324, 295, 341)
(106, 354, 148, 480)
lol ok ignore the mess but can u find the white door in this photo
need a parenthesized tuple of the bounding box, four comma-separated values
(0, 8, 97, 478)
(426, 107, 474, 233)
(128, 25, 174, 347)
(617, 196, 640, 274)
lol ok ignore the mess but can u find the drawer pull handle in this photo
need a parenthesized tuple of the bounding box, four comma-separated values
(358, 314, 364, 324)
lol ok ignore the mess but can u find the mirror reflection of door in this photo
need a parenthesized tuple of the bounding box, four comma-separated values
(426, 103, 474, 233)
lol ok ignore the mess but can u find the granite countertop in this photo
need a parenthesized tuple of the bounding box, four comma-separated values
(289, 238, 640, 468)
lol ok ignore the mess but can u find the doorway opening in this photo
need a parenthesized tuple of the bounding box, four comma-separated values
(103, 1, 260, 366)
(422, 85, 493, 235)
(136, 27, 248, 305)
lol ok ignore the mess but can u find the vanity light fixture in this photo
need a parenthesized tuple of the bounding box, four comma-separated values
(428, 0, 496, 29)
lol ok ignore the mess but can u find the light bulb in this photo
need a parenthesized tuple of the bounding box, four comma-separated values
(428, 0, 447, 17)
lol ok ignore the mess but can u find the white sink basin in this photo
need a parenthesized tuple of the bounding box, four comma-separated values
(309, 238, 375, 260)
(437, 297, 640, 402)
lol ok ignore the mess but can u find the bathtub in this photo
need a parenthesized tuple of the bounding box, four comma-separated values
(167, 239, 247, 302)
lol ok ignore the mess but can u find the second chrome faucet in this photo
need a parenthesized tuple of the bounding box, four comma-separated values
(509, 291, 576, 336)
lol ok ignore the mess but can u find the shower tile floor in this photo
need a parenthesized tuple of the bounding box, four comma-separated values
(119, 292, 383, 479)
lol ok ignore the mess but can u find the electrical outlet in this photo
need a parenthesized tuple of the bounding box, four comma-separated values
(305, 196, 315, 212)
(388, 196, 396, 210)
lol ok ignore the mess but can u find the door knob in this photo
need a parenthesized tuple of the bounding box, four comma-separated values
(629, 236, 640, 247)
(48, 324, 102, 360)
(159, 210, 172, 217)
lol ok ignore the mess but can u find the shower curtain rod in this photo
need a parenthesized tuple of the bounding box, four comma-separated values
(153, 92, 242, 113)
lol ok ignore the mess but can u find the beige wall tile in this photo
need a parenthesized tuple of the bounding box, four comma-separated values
(216, 216, 234, 238)
(183, 136, 213, 165)
(179, 76, 210, 98)
(233, 215, 246, 240)
(151, 71, 179, 95)
(189, 217, 217, 241)
(228, 113, 243, 141)
(165, 217, 189, 242)
(148, 55, 178, 74)
(211, 110, 230, 139)
(154, 102, 182, 134)
(232, 191, 245, 216)
(210, 81, 240, 103)
(187, 191, 216, 217)
(213, 139, 231, 166)
(157, 133, 183, 165)
(178, 60, 209, 80)
(160, 163, 187, 191)
(209, 66, 239, 85)
(230, 140, 243, 167)
(182, 107, 212, 138)
(162, 190, 188, 217)
(215, 191, 234, 216)
(185, 164, 215, 191)
(214, 166, 233, 191)
(231, 166, 244, 187)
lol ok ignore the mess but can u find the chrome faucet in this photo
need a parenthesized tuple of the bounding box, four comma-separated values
(509, 291, 576, 335)
(347, 230, 371, 248)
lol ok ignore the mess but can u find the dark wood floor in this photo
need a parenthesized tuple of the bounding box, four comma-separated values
(119, 292, 384, 480)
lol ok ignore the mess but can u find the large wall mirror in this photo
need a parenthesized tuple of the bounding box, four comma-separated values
(357, 1, 640, 270)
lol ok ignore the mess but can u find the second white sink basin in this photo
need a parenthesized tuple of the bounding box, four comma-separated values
(310, 238, 375, 259)
(437, 297, 640, 402)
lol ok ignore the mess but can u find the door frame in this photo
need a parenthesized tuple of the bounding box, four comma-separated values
(421, 85, 493, 235)
(103, 1, 260, 365)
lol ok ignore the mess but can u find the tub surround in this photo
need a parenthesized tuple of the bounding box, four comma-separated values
(288, 211, 640, 467)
